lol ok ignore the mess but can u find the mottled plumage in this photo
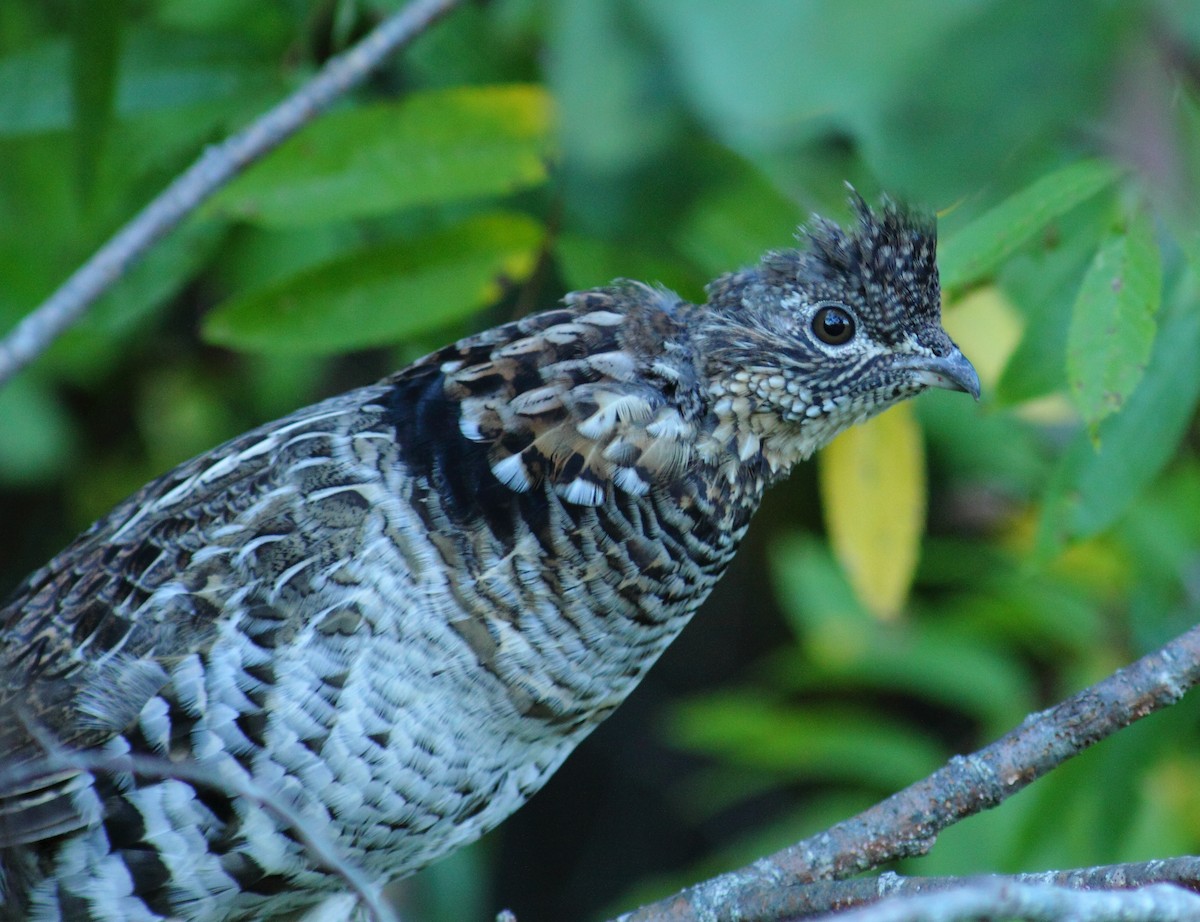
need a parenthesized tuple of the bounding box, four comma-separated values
(0, 196, 978, 921)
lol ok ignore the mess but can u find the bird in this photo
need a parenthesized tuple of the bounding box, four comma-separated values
(0, 193, 978, 921)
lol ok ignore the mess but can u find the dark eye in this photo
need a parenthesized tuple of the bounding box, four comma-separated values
(812, 305, 856, 345)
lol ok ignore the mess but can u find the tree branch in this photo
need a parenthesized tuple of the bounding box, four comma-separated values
(809, 878, 1200, 922)
(782, 859, 1200, 918)
(612, 623, 1200, 922)
(0, 0, 464, 389)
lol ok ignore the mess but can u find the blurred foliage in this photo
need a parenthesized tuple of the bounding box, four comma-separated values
(3, 1, 1200, 921)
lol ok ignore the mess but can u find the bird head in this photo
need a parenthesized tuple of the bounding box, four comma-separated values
(696, 192, 979, 476)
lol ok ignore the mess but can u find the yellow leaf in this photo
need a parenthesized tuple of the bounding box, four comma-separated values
(944, 285, 1078, 425)
(818, 402, 925, 620)
(941, 284, 1023, 391)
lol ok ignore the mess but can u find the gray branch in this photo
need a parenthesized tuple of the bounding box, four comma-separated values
(0, 0, 464, 389)
(785, 859, 1200, 919)
(612, 623, 1200, 921)
(811, 878, 1200, 922)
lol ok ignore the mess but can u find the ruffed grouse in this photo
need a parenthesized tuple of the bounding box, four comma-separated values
(0, 196, 978, 921)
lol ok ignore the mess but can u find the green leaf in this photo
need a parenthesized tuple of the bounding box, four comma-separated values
(675, 160, 803, 277)
(212, 224, 366, 301)
(770, 620, 1034, 734)
(1066, 212, 1162, 430)
(769, 533, 1033, 732)
(202, 213, 543, 355)
(70, 0, 125, 197)
(156, 0, 287, 36)
(670, 693, 943, 791)
(211, 85, 554, 227)
(991, 198, 1110, 405)
(0, 30, 275, 136)
(636, 0, 970, 149)
(939, 160, 1121, 293)
(550, 0, 677, 173)
(769, 534, 872, 641)
(0, 40, 71, 135)
(1039, 297, 1200, 550)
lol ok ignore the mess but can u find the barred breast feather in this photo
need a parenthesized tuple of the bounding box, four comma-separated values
(0, 285, 757, 921)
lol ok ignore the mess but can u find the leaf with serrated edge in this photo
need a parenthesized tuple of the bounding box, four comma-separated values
(1067, 211, 1162, 431)
(1038, 301, 1200, 550)
(819, 402, 925, 620)
(939, 160, 1120, 293)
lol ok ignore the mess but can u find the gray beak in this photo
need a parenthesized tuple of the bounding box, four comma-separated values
(902, 349, 982, 400)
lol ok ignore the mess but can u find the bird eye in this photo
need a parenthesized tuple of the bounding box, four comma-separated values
(812, 305, 856, 345)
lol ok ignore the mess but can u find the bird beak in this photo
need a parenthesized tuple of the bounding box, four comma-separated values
(901, 349, 982, 400)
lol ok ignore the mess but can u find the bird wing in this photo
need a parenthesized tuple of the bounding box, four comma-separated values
(439, 284, 705, 505)
(0, 283, 707, 850)
(0, 383, 397, 846)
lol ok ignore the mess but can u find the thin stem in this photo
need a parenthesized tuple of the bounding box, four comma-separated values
(811, 879, 1200, 922)
(0, 0, 464, 388)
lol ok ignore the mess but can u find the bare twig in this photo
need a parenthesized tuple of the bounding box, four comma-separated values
(774, 859, 1200, 918)
(612, 623, 1200, 922)
(0, 0, 464, 389)
(809, 879, 1200, 922)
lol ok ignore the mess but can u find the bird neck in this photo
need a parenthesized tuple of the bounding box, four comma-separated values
(694, 373, 839, 499)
